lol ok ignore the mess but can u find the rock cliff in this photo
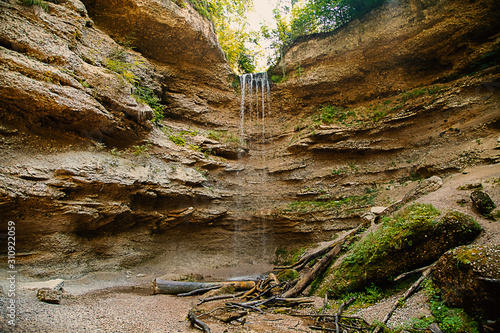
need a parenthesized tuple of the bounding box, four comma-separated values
(0, 0, 499, 279)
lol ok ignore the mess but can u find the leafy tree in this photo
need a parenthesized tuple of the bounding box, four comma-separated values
(264, 0, 387, 66)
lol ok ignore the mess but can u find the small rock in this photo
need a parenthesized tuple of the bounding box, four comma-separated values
(362, 212, 376, 222)
(428, 323, 443, 333)
(470, 190, 496, 215)
(136, 274, 146, 277)
(37, 288, 62, 304)
(20, 278, 64, 291)
(370, 206, 387, 214)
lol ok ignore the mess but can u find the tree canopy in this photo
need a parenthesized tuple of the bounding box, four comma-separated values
(186, 0, 388, 72)
(187, 0, 258, 73)
(262, 0, 387, 67)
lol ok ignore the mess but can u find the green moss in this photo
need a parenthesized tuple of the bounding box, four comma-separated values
(276, 269, 299, 283)
(321, 205, 482, 298)
(284, 194, 376, 213)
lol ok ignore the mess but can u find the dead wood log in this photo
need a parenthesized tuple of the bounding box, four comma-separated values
(197, 292, 245, 305)
(373, 263, 435, 333)
(153, 279, 255, 295)
(227, 301, 265, 313)
(335, 297, 356, 333)
(188, 309, 211, 333)
(282, 227, 360, 298)
(178, 286, 222, 297)
(394, 264, 432, 281)
(276, 226, 361, 272)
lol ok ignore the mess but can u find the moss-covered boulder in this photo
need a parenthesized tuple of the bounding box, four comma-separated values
(470, 190, 496, 216)
(320, 204, 482, 297)
(432, 244, 500, 320)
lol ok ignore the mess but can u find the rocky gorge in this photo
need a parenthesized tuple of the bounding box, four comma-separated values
(0, 0, 499, 331)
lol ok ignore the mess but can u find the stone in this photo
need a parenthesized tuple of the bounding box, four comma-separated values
(470, 190, 496, 216)
(37, 288, 62, 304)
(432, 244, 500, 319)
(428, 323, 443, 333)
(20, 279, 64, 291)
(370, 206, 387, 214)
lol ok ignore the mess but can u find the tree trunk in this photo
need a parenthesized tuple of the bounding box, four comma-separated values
(153, 279, 255, 295)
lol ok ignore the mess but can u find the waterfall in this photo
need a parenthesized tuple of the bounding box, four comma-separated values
(239, 72, 271, 142)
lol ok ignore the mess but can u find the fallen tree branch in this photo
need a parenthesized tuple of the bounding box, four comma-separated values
(478, 277, 500, 284)
(276, 226, 361, 272)
(335, 297, 356, 333)
(178, 286, 222, 297)
(227, 301, 265, 314)
(188, 309, 211, 333)
(394, 265, 432, 282)
(283, 227, 361, 298)
(373, 262, 436, 333)
(197, 292, 245, 305)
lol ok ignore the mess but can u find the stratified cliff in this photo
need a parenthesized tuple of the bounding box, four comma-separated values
(0, 0, 498, 278)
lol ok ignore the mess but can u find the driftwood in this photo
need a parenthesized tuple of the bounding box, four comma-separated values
(373, 263, 436, 333)
(153, 279, 255, 295)
(188, 309, 211, 333)
(283, 226, 361, 298)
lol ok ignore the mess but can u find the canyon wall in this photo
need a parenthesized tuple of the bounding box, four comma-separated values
(0, 0, 498, 278)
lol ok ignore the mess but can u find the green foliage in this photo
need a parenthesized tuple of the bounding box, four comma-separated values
(208, 130, 244, 145)
(105, 48, 165, 123)
(20, 0, 59, 11)
(133, 86, 164, 123)
(132, 142, 151, 156)
(264, 0, 387, 65)
(312, 105, 355, 124)
(284, 194, 375, 213)
(400, 280, 480, 333)
(168, 135, 186, 146)
(187, 0, 257, 73)
(105, 58, 137, 85)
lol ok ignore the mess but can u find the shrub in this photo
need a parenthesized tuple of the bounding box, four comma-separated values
(168, 135, 186, 146)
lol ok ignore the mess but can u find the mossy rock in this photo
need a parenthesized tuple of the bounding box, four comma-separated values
(470, 190, 496, 216)
(320, 204, 482, 297)
(432, 244, 500, 320)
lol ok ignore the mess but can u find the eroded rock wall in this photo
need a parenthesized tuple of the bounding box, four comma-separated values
(271, 0, 500, 112)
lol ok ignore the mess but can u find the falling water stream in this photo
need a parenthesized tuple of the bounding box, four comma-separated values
(230, 72, 273, 276)
(239, 72, 271, 142)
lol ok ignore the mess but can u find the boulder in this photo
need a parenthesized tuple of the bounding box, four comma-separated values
(320, 204, 482, 296)
(432, 244, 500, 320)
(470, 190, 496, 216)
(36, 288, 62, 304)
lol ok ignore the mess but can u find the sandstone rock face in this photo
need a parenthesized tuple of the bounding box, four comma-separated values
(80, 0, 238, 125)
(0, 0, 159, 145)
(432, 244, 500, 319)
(271, 0, 500, 112)
(0, 0, 499, 279)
